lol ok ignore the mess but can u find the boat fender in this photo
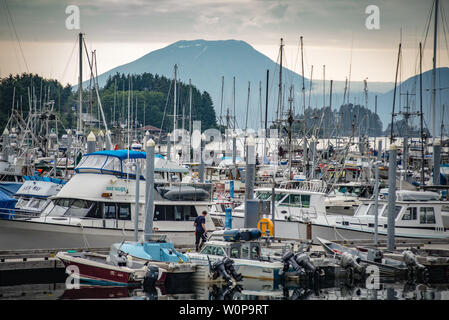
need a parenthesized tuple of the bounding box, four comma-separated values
(257, 218, 274, 237)
(223, 257, 243, 282)
(143, 265, 160, 289)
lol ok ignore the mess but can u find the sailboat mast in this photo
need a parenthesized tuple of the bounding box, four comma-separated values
(78, 32, 83, 134)
(390, 43, 401, 144)
(432, 0, 439, 141)
(173, 64, 177, 136)
(277, 38, 283, 128)
(420, 42, 425, 186)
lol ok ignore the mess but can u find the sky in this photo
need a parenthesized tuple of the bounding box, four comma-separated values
(0, 0, 447, 86)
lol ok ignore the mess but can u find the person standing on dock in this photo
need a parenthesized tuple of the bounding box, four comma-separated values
(194, 210, 208, 251)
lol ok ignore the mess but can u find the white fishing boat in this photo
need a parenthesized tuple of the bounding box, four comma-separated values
(306, 190, 449, 240)
(8, 176, 65, 218)
(211, 187, 449, 242)
(210, 186, 330, 240)
(0, 149, 215, 250)
(186, 228, 286, 281)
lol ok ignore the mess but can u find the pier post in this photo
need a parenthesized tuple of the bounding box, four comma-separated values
(105, 130, 111, 150)
(387, 144, 397, 251)
(87, 131, 96, 154)
(144, 139, 155, 241)
(2, 128, 9, 162)
(244, 136, 256, 227)
(98, 130, 104, 150)
(433, 139, 441, 185)
(134, 162, 140, 242)
(199, 134, 205, 183)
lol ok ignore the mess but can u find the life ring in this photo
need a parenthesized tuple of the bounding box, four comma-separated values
(257, 218, 274, 236)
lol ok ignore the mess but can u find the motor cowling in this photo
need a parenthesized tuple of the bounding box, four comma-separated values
(340, 252, 364, 274)
(211, 259, 233, 286)
(282, 251, 302, 273)
(295, 253, 316, 273)
(223, 257, 243, 282)
(143, 265, 160, 289)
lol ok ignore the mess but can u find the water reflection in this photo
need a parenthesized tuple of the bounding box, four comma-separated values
(1, 279, 449, 300)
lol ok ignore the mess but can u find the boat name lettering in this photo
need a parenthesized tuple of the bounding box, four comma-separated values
(106, 186, 126, 192)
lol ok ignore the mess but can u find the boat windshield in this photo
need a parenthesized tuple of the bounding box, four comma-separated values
(256, 192, 272, 200)
(47, 198, 94, 217)
(381, 205, 402, 219)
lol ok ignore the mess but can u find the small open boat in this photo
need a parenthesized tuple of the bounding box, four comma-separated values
(56, 250, 166, 286)
(316, 237, 408, 276)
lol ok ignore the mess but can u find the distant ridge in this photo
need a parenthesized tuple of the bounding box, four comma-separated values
(85, 40, 448, 135)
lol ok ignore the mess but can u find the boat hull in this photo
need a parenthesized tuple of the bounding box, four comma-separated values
(0, 219, 195, 250)
(211, 214, 449, 242)
(59, 259, 139, 286)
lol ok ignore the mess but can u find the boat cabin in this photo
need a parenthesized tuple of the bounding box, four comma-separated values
(353, 191, 449, 231)
(199, 240, 262, 260)
(75, 150, 188, 182)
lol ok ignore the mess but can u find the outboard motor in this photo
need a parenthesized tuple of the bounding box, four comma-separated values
(210, 259, 233, 286)
(373, 250, 383, 263)
(223, 257, 243, 282)
(402, 250, 429, 283)
(143, 265, 160, 289)
(109, 250, 128, 267)
(340, 252, 364, 274)
(210, 257, 242, 285)
(282, 251, 319, 275)
(295, 253, 317, 273)
(282, 251, 305, 276)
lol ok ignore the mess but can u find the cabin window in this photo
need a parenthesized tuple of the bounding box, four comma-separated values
(154, 205, 198, 221)
(402, 207, 417, 220)
(102, 157, 121, 172)
(16, 198, 29, 208)
(118, 204, 131, 220)
(213, 247, 226, 256)
(381, 205, 402, 219)
(28, 198, 46, 210)
(77, 155, 107, 169)
(279, 194, 310, 208)
(200, 245, 213, 255)
(357, 204, 370, 216)
(241, 245, 249, 259)
(420, 207, 436, 224)
(65, 199, 94, 217)
(103, 203, 116, 219)
(230, 247, 239, 258)
(256, 192, 271, 200)
(86, 202, 103, 219)
(251, 245, 260, 259)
